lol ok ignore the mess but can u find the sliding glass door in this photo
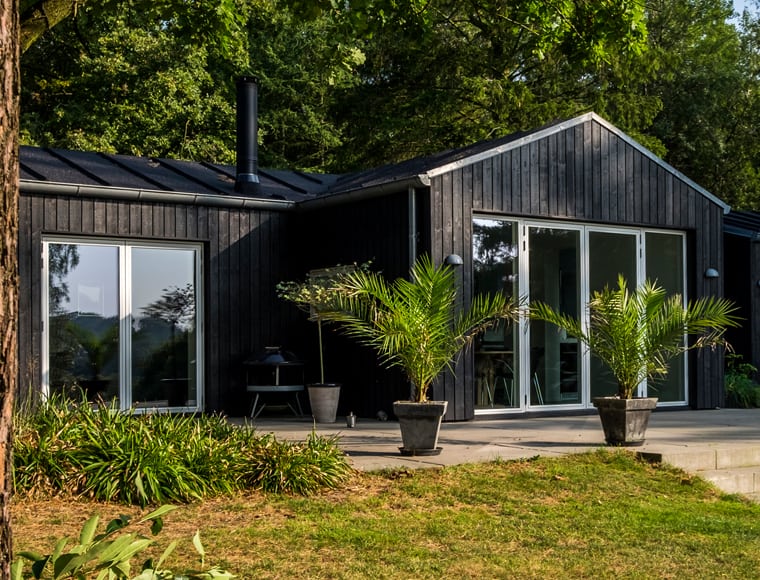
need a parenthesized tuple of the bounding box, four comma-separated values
(472, 216, 687, 414)
(473, 218, 520, 411)
(645, 232, 686, 403)
(588, 230, 639, 398)
(44, 239, 203, 411)
(528, 226, 582, 406)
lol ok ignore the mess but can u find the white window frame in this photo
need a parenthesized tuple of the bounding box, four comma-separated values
(472, 216, 688, 415)
(41, 236, 204, 412)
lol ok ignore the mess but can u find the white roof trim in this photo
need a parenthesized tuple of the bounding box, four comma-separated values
(424, 112, 730, 214)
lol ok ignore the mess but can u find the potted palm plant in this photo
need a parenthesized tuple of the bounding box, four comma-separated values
(277, 265, 362, 423)
(530, 275, 740, 445)
(322, 254, 519, 455)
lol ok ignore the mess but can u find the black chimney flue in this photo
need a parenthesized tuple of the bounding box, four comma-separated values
(235, 76, 261, 195)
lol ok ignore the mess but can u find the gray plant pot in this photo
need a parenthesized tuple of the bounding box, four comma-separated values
(307, 383, 341, 423)
(393, 400, 448, 456)
(592, 397, 658, 446)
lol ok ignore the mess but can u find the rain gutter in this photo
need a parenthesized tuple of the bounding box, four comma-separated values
(20, 180, 296, 210)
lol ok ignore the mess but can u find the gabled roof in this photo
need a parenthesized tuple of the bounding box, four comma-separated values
(317, 112, 730, 214)
(20, 112, 730, 214)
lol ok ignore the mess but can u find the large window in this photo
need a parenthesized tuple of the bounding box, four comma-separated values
(472, 217, 686, 414)
(43, 239, 203, 411)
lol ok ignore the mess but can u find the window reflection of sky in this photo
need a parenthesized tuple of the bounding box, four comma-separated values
(131, 248, 194, 320)
(56, 244, 195, 321)
(58, 245, 118, 318)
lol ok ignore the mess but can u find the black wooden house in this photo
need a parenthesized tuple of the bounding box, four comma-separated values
(18, 83, 731, 421)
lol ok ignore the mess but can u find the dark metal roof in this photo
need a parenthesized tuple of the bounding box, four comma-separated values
(325, 124, 548, 195)
(19, 112, 729, 213)
(20, 146, 340, 202)
(725, 210, 760, 239)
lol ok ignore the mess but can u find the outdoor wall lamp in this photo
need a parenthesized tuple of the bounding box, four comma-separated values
(444, 254, 464, 266)
(704, 268, 720, 279)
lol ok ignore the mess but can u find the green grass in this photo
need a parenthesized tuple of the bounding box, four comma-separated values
(14, 450, 760, 579)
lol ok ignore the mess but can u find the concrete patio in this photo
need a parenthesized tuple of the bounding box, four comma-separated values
(237, 408, 760, 497)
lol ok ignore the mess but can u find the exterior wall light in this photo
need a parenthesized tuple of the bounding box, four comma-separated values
(444, 254, 464, 266)
(704, 268, 720, 279)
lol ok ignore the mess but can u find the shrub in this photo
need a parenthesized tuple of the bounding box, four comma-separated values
(241, 431, 354, 495)
(14, 394, 353, 504)
(724, 354, 760, 408)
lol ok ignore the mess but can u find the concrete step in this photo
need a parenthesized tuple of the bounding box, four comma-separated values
(639, 445, 760, 496)
(698, 466, 760, 495)
(641, 445, 760, 473)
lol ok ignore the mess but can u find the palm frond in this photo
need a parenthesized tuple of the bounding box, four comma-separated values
(530, 274, 740, 399)
(321, 254, 519, 402)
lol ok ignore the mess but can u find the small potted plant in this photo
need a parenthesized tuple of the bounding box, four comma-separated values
(277, 265, 362, 423)
(530, 274, 739, 445)
(322, 254, 519, 455)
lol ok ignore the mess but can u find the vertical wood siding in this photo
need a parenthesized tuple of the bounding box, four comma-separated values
(18, 193, 296, 414)
(291, 192, 413, 419)
(429, 118, 726, 419)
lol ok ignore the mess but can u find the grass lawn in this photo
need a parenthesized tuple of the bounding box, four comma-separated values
(12, 449, 760, 579)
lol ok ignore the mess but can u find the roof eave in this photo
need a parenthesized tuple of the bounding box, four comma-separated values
(296, 174, 431, 210)
(20, 180, 297, 210)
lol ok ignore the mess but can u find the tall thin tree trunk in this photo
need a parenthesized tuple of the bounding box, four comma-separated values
(0, 0, 20, 575)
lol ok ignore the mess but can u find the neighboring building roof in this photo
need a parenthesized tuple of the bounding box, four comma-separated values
(725, 210, 760, 239)
(19, 112, 730, 214)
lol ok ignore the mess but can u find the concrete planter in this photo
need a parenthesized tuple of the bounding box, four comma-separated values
(393, 400, 448, 456)
(592, 397, 658, 446)
(307, 383, 341, 423)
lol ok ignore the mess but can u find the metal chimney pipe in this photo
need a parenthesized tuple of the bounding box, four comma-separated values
(235, 76, 261, 195)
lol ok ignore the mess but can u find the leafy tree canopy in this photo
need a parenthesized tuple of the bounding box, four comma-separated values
(19, 0, 760, 209)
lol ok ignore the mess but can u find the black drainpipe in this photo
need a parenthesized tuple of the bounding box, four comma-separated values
(234, 76, 262, 195)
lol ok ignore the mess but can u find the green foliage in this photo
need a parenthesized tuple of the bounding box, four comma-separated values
(11, 505, 234, 579)
(724, 353, 760, 408)
(13, 394, 353, 504)
(322, 254, 519, 402)
(242, 432, 353, 495)
(21, 0, 760, 208)
(530, 274, 740, 399)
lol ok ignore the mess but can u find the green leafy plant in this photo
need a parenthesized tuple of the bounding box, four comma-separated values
(530, 274, 740, 399)
(11, 505, 235, 579)
(277, 263, 369, 384)
(242, 431, 354, 495)
(724, 353, 760, 408)
(13, 393, 352, 503)
(321, 254, 519, 402)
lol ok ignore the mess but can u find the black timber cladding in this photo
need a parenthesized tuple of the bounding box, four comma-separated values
(427, 117, 727, 419)
(17, 112, 731, 420)
(18, 193, 304, 413)
(290, 191, 414, 419)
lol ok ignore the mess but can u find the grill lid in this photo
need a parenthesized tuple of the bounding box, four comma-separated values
(245, 346, 301, 366)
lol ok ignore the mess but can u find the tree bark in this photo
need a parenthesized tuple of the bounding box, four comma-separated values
(20, 0, 80, 53)
(0, 0, 19, 575)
